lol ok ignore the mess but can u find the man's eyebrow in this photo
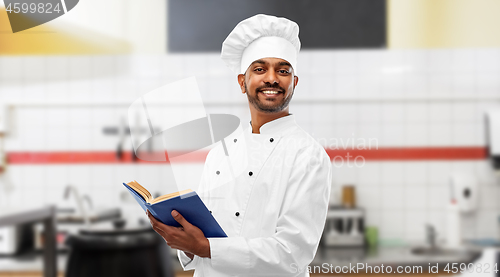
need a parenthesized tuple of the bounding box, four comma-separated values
(278, 61, 292, 67)
(250, 60, 266, 66)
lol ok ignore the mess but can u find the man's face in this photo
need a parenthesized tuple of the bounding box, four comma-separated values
(238, 57, 299, 113)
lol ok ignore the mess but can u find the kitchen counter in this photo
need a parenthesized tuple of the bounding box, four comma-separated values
(0, 206, 57, 277)
(312, 245, 483, 272)
(0, 251, 67, 272)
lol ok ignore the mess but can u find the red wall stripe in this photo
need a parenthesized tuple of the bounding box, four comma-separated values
(5, 147, 487, 164)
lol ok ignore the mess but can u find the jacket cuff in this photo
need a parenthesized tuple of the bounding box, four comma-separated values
(177, 250, 197, 271)
(208, 237, 249, 273)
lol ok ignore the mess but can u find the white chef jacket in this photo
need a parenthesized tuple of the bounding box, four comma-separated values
(177, 114, 332, 277)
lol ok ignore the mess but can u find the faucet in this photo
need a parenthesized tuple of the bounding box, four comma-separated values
(64, 185, 91, 228)
(426, 224, 437, 249)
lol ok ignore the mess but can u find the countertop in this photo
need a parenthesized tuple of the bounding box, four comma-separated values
(313, 245, 483, 270)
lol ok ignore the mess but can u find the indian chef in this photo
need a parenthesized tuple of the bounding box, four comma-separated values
(148, 14, 332, 276)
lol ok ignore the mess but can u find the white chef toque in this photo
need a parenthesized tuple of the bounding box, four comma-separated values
(221, 14, 301, 75)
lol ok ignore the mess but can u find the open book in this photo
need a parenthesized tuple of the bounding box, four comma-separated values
(123, 181, 226, 238)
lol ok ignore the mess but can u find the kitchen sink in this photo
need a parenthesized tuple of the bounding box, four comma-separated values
(411, 246, 482, 259)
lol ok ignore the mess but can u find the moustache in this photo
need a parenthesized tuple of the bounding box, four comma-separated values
(255, 83, 285, 93)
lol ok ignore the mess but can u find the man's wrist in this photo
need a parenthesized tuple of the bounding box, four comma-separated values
(197, 238, 211, 258)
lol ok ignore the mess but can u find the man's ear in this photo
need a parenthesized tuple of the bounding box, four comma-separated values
(237, 74, 246, 94)
(294, 75, 299, 88)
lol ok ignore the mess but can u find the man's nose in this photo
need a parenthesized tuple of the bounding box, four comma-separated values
(263, 70, 279, 85)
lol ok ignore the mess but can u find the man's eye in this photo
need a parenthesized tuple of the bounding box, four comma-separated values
(254, 68, 264, 72)
(279, 70, 289, 74)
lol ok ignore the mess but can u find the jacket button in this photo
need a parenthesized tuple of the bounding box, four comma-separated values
(270, 138, 274, 142)
(234, 138, 237, 143)
(216, 170, 220, 175)
(235, 212, 240, 216)
(210, 211, 212, 214)
(248, 171, 253, 176)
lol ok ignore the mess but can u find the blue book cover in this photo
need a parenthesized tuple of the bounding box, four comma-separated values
(123, 181, 226, 238)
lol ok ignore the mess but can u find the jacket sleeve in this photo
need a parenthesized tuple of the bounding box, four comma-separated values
(208, 145, 332, 275)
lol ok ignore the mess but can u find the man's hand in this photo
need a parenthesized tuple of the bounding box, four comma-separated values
(147, 210, 211, 258)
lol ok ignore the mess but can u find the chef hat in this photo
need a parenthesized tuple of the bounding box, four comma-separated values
(221, 14, 301, 75)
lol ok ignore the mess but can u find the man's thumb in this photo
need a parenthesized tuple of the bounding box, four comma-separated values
(172, 210, 189, 227)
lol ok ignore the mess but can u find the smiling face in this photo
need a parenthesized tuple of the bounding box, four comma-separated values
(238, 57, 299, 114)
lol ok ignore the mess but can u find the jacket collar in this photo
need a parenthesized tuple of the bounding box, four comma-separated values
(248, 114, 297, 135)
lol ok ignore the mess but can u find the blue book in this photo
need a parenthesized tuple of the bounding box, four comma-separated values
(123, 181, 226, 238)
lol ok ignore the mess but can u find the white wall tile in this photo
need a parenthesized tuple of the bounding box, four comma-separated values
(451, 49, 476, 73)
(46, 128, 69, 150)
(46, 56, 69, 80)
(357, 51, 383, 73)
(45, 166, 68, 190)
(381, 74, 404, 97)
(404, 162, 428, 186)
(477, 73, 500, 96)
(381, 186, 404, 209)
(404, 211, 427, 242)
(403, 49, 428, 73)
(429, 123, 452, 146)
(0, 57, 23, 83)
(23, 57, 46, 81)
(334, 74, 357, 98)
(405, 103, 429, 123)
(357, 74, 382, 97)
(428, 50, 452, 73)
(332, 166, 358, 186)
(381, 162, 405, 186)
(450, 161, 477, 176)
(357, 124, 381, 149)
(381, 103, 405, 124)
(380, 210, 404, 240)
(334, 103, 357, 123)
(429, 73, 452, 97)
(451, 123, 479, 146)
(429, 162, 452, 186)
(404, 187, 427, 209)
(333, 51, 357, 74)
(381, 124, 405, 147)
(405, 123, 428, 146)
(405, 73, 427, 97)
(69, 56, 92, 80)
(452, 73, 475, 96)
(358, 103, 381, 123)
(23, 84, 46, 101)
(452, 103, 478, 123)
(21, 126, 47, 150)
(428, 186, 448, 210)
(476, 49, 500, 72)
(478, 186, 498, 210)
(380, 50, 405, 69)
(357, 186, 381, 209)
(475, 210, 499, 238)
(357, 162, 381, 186)
(47, 108, 69, 127)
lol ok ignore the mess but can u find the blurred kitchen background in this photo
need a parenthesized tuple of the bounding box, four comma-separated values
(1, 0, 500, 276)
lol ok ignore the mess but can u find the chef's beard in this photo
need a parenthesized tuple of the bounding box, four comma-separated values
(244, 82, 294, 113)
